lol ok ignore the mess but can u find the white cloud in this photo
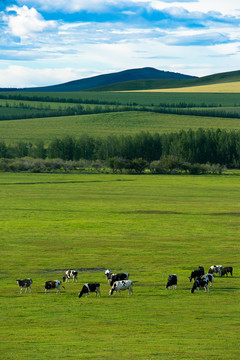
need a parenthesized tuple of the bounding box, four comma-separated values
(0, 65, 88, 88)
(3, 5, 57, 39)
(150, 0, 240, 16)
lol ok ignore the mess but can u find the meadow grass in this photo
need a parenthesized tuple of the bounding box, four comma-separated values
(0, 172, 240, 359)
(1, 111, 240, 144)
(5, 91, 240, 106)
(139, 81, 240, 93)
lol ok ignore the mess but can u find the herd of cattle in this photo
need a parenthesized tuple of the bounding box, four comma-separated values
(16, 265, 233, 296)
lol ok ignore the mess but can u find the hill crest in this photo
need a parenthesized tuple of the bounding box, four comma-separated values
(22, 67, 196, 92)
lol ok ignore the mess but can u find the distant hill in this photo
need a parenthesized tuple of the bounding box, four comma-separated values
(1, 67, 240, 92)
(93, 70, 240, 91)
(20, 67, 196, 92)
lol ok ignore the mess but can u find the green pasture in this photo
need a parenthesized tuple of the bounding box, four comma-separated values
(1, 111, 240, 144)
(0, 172, 240, 359)
(4, 91, 240, 106)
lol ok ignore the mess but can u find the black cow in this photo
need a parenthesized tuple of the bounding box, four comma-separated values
(78, 283, 101, 298)
(189, 266, 205, 282)
(221, 267, 233, 277)
(166, 274, 177, 289)
(109, 273, 129, 286)
(191, 277, 209, 293)
(16, 278, 32, 294)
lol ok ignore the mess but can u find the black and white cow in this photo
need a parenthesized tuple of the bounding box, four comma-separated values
(63, 270, 78, 282)
(109, 273, 129, 287)
(45, 280, 63, 294)
(16, 278, 32, 294)
(201, 273, 214, 287)
(105, 270, 129, 286)
(78, 283, 101, 298)
(104, 269, 113, 283)
(191, 277, 210, 293)
(166, 274, 178, 289)
(109, 280, 133, 295)
(189, 266, 205, 282)
(221, 267, 233, 277)
(208, 265, 223, 277)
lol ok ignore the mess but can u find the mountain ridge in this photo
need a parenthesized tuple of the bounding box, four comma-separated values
(13, 67, 196, 92)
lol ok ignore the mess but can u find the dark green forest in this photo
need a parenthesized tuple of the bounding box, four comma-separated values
(0, 128, 240, 173)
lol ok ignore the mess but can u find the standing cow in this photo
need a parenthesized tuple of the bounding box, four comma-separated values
(109, 280, 133, 296)
(221, 267, 233, 277)
(16, 279, 33, 294)
(45, 280, 63, 294)
(78, 283, 101, 298)
(166, 274, 177, 289)
(63, 270, 78, 282)
(208, 265, 223, 277)
(189, 266, 205, 282)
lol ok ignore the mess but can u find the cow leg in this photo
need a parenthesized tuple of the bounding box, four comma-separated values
(25, 287, 28, 293)
(204, 285, 209, 292)
(129, 287, 133, 295)
(20, 287, 23, 294)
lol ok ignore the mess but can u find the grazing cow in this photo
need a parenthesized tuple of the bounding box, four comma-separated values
(78, 283, 101, 298)
(221, 267, 233, 277)
(104, 269, 113, 283)
(208, 265, 223, 277)
(16, 279, 32, 294)
(189, 266, 205, 282)
(201, 273, 214, 287)
(63, 270, 78, 282)
(166, 274, 177, 289)
(191, 277, 209, 294)
(109, 280, 133, 296)
(45, 280, 63, 294)
(109, 273, 129, 287)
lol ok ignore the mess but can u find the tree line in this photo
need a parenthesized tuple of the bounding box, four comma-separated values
(1, 128, 240, 169)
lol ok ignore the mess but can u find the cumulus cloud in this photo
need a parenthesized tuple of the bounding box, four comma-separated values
(3, 5, 57, 39)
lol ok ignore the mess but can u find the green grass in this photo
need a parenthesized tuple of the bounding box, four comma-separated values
(3, 91, 240, 106)
(1, 111, 240, 144)
(0, 172, 240, 359)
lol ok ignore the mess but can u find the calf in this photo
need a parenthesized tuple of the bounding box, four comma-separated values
(63, 270, 78, 282)
(191, 277, 209, 294)
(166, 274, 177, 289)
(208, 265, 223, 277)
(16, 279, 32, 294)
(45, 280, 62, 294)
(109, 273, 129, 287)
(221, 267, 233, 277)
(109, 280, 133, 296)
(189, 266, 205, 282)
(78, 283, 101, 298)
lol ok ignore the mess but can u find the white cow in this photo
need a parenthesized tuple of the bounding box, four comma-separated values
(208, 265, 223, 277)
(109, 280, 133, 295)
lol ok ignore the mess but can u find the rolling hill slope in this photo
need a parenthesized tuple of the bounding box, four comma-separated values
(92, 70, 240, 91)
(20, 67, 196, 92)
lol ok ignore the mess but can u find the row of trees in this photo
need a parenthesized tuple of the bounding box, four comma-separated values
(0, 157, 223, 175)
(1, 128, 240, 168)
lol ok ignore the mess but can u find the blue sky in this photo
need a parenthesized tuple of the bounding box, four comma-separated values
(0, 0, 240, 87)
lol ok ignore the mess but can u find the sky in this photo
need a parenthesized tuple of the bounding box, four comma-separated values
(0, 0, 240, 88)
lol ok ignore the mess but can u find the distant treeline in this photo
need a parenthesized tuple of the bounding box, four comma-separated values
(1, 129, 240, 169)
(1, 101, 240, 122)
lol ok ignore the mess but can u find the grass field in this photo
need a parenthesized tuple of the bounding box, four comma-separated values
(1, 111, 240, 144)
(1, 172, 240, 359)
(137, 81, 240, 93)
